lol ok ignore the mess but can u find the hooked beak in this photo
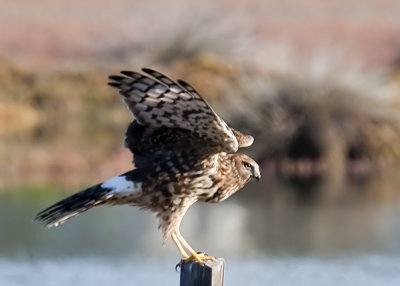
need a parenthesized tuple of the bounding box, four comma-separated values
(252, 170, 261, 182)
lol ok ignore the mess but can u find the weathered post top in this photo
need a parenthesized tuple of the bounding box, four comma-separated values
(179, 258, 225, 286)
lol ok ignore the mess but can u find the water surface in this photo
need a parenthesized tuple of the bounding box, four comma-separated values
(1, 176, 400, 285)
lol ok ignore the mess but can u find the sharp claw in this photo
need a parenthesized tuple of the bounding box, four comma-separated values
(184, 252, 216, 264)
(175, 261, 182, 272)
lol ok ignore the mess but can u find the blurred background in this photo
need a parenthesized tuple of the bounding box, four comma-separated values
(1, 0, 400, 285)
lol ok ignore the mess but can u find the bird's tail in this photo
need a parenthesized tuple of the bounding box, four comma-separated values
(34, 170, 142, 227)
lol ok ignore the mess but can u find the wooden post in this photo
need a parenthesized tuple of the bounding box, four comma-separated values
(179, 258, 225, 286)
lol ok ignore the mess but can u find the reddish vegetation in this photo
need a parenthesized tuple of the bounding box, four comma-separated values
(1, 0, 400, 69)
(2, 0, 400, 192)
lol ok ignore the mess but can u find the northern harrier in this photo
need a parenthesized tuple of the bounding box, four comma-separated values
(35, 68, 260, 263)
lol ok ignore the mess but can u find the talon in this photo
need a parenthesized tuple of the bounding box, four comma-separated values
(175, 261, 182, 272)
(185, 252, 216, 264)
(171, 231, 214, 264)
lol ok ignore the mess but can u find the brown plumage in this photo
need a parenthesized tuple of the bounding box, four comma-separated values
(35, 68, 260, 263)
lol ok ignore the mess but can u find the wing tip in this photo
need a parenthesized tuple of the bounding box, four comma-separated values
(177, 79, 197, 93)
(107, 81, 121, 88)
(239, 134, 254, 148)
(120, 70, 143, 79)
(141, 67, 155, 74)
(142, 68, 165, 79)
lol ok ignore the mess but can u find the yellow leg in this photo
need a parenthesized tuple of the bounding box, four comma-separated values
(171, 232, 189, 259)
(176, 231, 215, 263)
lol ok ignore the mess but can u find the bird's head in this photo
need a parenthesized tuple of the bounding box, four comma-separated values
(233, 154, 261, 183)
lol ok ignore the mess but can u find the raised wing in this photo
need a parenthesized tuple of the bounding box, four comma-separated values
(108, 68, 240, 155)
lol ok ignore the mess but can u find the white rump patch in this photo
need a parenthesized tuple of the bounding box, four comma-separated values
(101, 176, 142, 195)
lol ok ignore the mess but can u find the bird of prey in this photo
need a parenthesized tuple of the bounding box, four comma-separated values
(35, 68, 260, 263)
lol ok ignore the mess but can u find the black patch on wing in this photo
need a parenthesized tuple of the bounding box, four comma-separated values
(125, 121, 209, 168)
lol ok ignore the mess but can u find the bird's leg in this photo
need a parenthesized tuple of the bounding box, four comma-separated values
(176, 231, 215, 263)
(171, 232, 189, 259)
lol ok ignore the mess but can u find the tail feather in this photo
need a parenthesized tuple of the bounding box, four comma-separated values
(34, 170, 142, 227)
(34, 184, 110, 227)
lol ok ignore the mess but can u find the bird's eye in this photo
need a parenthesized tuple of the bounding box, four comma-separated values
(243, 162, 251, 169)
